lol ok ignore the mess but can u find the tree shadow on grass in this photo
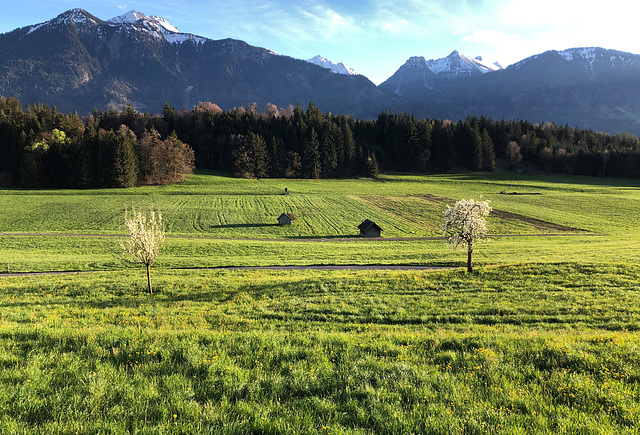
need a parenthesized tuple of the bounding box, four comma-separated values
(209, 223, 279, 229)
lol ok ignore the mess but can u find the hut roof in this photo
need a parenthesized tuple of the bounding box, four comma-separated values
(358, 219, 382, 232)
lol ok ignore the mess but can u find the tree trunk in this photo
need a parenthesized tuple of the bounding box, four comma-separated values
(146, 263, 153, 294)
(467, 246, 473, 273)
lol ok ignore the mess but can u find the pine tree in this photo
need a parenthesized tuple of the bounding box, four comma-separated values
(480, 129, 495, 171)
(303, 128, 321, 178)
(366, 151, 379, 177)
(113, 125, 139, 188)
(249, 133, 269, 178)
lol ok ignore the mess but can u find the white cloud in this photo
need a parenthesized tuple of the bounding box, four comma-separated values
(297, 5, 360, 39)
(493, 0, 640, 63)
(463, 29, 521, 48)
(379, 18, 413, 35)
(501, 0, 583, 27)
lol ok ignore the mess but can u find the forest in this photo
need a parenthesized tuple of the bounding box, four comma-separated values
(1, 96, 639, 188)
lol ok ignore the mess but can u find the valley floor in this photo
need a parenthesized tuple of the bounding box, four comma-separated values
(0, 171, 639, 433)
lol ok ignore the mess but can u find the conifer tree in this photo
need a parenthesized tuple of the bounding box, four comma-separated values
(481, 128, 495, 171)
(249, 132, 268, 178)
(113, 125, 139, 188)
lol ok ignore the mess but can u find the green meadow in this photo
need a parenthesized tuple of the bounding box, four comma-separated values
(1, 170, 639, 433)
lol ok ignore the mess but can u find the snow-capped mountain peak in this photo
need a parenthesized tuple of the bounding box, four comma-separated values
(425, 50, 502, 81)
(380, 50, 503, 96)
(510, 47, 640, 73)
(27, 8, 99, 35)
(108, 11, 180, 34)
(24, 9, 198, 44)
(106, 10, 207, 45)
(306, 55, 357, 76)
(107, 10, 147, 25)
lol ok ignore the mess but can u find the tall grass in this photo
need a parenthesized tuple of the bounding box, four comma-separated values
(0, 264, 639, 433)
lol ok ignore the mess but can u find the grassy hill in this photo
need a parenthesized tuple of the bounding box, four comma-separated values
(1, 170, 640, 272)
(0, 171, 639, 433)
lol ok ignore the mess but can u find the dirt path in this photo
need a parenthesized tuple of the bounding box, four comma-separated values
(0, 232, 596, 242)
(0, 264, 455, 277)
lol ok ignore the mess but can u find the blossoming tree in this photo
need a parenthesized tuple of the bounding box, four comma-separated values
(118, 207, 165, 294)
(442, 199, 492, 273)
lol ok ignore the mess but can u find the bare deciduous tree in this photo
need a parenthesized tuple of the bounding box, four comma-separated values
(442, 199, 492, 273)
(138, 129, 195, 185)
(118, 207, 165, 294)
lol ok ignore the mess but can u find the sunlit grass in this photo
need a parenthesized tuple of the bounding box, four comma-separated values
(0, 264, 639, 433)
(1, 171, 640, 432)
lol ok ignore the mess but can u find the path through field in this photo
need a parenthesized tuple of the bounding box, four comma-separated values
(0, 264, 455, 277)
(0, 232, 594, 241)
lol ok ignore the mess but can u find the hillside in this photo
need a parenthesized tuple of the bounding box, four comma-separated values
(381, 48, 640, 135)
(3, 9, 640, 134)
(0, 9, 410, 116)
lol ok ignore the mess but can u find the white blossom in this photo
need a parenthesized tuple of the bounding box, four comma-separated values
(118, 207, 165, 293)
(442, 199, 491, 272)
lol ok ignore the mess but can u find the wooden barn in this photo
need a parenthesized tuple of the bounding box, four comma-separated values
(277, 213, 294, 225)
(358, 219, 382, 237)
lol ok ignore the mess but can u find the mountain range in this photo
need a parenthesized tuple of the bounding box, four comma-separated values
(1, 8, 640, 135)
(306, 55, 357, 76)
(383, 47, 640, 135)
(0, 9, 410, 118)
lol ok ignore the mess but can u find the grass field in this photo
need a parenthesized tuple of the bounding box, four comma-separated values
(1, 169, 640, 272)
(1, 170, 639, 433)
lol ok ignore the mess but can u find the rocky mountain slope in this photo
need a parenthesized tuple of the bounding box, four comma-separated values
(381, 47, 640, 135)
(0, 9, 409, 116)
(2, 9, 640, 135)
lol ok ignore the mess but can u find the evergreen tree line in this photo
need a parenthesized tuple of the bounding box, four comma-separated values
(0, 97, 194, 188)
(1, 96, 639, 188)
(160, 101, 640, 180)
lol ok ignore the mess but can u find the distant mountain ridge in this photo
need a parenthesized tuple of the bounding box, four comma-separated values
(306, 55, 357, 76)
(105, 10, 208, 45)
(2, 9, 640, 135)
(0, 8, 408, 117)
(380, 50, 502, 95)
(381, 47, 640, 135)
(425, 50, 502, 79)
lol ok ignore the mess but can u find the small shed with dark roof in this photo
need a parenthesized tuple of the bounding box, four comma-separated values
(277, 213, 294, 225)
(358, 219, 382, 238)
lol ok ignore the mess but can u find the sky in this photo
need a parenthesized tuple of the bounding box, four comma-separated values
(1, 0, 638, 84)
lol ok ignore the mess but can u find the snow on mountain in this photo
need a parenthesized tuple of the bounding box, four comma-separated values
(107, 11, 147, 26)
(473, 56, 503, 73)
(425, 51, 502, 81)
(108, 11, 180, 33)
(27, 8, 99, 35)
(306, 55, 357, 76)
(380, 50, 503, 97)
(107, 10, 208, 45)
(558, 47, 640, 68)
(510, 47, 640, 73)
(24, 9, 208, 45)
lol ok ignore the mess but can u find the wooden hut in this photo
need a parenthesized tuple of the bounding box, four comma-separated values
(358, 219, 382, 237)
(277, 213, 294, 225)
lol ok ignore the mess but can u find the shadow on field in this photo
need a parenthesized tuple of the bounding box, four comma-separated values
(209, 223, 279, 229)
(290, 234, 360, 240)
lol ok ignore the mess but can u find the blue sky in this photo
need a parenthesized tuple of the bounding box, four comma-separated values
(1, 0, 637, 84)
